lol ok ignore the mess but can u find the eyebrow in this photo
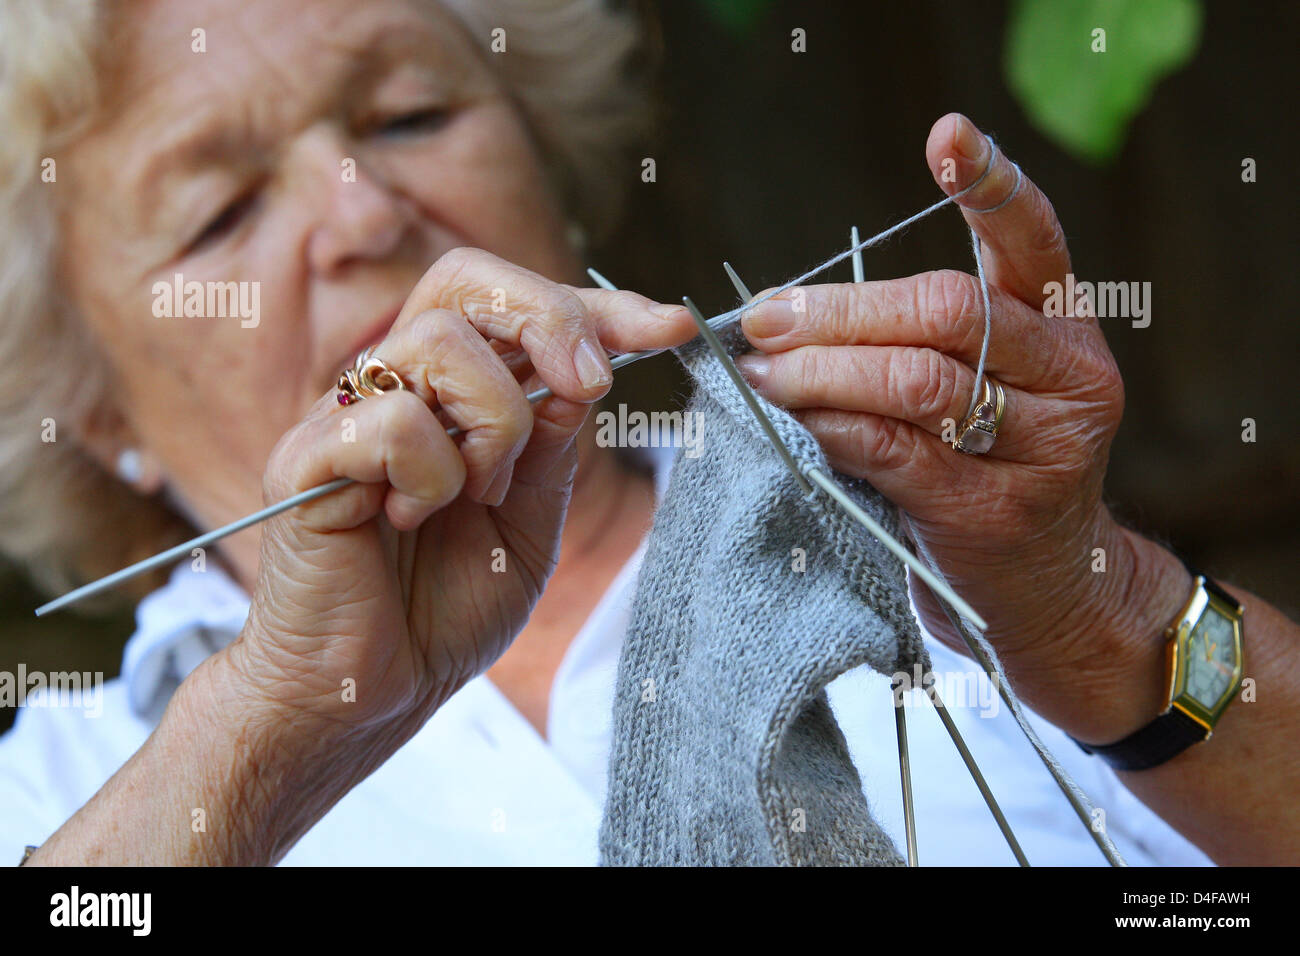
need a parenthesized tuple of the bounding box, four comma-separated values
(134, 111, 259, 206)
(127, 22, 448, 231)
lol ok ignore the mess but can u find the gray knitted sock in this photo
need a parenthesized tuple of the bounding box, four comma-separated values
(599, 326, 930, 866)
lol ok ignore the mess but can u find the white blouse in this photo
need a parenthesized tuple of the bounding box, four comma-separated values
(0, 449, 1212, 866)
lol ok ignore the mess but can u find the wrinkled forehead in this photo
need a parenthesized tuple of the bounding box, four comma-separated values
(60, 0, 488, 242)
(95, 0, 474, 120)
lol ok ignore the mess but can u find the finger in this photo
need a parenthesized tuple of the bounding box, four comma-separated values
(397, 248, 675, 405)
(489, 285, 696, 393)
(562, 286, 696, 354)
(926, 113, 1075, 316)
(265, 389, 466, 534)
(473, 390, 595, 587)
(740, 270, 1054, 390)
(734, 344, 1032, 460)
(375, 309, 534, 504)
(792, 408, 972, 515)
(504, 393, 590, 488)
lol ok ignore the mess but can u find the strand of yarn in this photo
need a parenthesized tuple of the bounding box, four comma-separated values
(709, 189, 977, 333)
(708, 137, 1006, 424)
(907, 530, 1127, 867)
(967, 228, 992, 419)
(963, 159, 1022, 418)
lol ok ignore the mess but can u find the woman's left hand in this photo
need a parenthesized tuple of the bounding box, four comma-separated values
(735, 113, 1137, 711)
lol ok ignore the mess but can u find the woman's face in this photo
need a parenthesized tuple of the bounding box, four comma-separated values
(60, 0, 580, 575)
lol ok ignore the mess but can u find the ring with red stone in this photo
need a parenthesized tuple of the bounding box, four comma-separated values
(336, 346, 409, 406)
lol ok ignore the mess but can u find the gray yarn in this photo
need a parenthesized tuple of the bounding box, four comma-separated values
(598, 325, 930, 866)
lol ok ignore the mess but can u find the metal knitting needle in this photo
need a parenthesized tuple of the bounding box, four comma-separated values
(687, 290, 1012, 865)
(722, 258, 1096, 867)
(921, 568, 1126, 868)
(37, 197, 982, 618)
(703, 280, 929, 864)
(892, 679, 919, 866)
(586, 266, 619, 291)
(33, 277, 672, 616)
(37, 185, 975, 618)
(34, 292, 718, 616)
(716, 268, 1032, 864)
(712, 270, 986, 630)
(923, 680, 1030, 866)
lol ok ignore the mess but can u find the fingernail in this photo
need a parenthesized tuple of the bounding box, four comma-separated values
(652, 303, 686, 321)
(573, 338, 612, 389)
(733, 354, 771, 384)
(952, 116, 987, 164)
(744, 298, 796, 338)
(484, 462, 511, 506)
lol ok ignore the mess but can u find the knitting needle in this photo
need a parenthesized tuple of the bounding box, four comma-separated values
(922, 680, 1030, 866)
(920, 567, 1126, 868)
(867, 224, 915, 867)
(683, 297, 814, 494)
(686, 289, 1018, 865)
(34, 266, 716, 616)
(586, 266, 619, 291)
(33, 288, 666, 617)
(892, 679, 919, 866)
(711, 270, 986, 630)
(707, 280, 926, 864)
(38, 191, 978, 617)
(724, 254, 1113, 866)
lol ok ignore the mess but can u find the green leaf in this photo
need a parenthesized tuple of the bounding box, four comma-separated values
(698, 0, 777, 36)
(1005, 0, 1203, 164)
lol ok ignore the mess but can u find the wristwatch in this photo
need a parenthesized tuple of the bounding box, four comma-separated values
(1073, 567, 1245, 771)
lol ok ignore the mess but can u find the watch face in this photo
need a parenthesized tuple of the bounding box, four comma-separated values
(1184, 609, 1239, 711)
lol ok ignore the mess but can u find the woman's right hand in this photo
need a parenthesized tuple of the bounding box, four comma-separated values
(30, 251, 692, 866)
(216, 249, 693, 738)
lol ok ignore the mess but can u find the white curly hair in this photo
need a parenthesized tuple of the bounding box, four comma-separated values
(0, 0, 653, 604)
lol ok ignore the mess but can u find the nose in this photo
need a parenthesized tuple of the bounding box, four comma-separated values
(297, 130, 411, 274)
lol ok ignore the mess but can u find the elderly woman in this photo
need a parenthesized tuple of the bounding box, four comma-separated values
(1, 0, 1296, 867)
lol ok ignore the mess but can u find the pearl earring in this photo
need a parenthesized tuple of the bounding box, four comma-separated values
(116, 448, 143, 484)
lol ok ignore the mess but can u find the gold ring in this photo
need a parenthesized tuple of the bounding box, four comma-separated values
(337, 346, 409, 406)
(951, 376, 1004, 455)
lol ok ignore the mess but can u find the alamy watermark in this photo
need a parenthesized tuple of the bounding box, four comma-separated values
(152, 273, 260, 328)
(891, 662, 1000, 718)
(0, 665, 103, 718)
(50, 886, 150, 936)
(594, 403, 705, 458)
(1043, 273, 1151, 328)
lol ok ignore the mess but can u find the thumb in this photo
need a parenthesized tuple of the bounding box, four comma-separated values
(926, 113, 1074, 315)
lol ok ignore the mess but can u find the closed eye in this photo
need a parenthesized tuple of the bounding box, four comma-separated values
(378, 107, 452, 137)
(189, 191, 259, 253)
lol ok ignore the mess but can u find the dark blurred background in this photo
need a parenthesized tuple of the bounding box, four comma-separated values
(3, 0, 1296, 732)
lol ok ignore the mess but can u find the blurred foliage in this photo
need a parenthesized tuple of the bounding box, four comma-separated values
(697, 0, 777, 35)
(1005, 0, 1202, 164)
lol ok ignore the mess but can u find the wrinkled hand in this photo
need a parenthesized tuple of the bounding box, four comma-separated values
(226, 248, 694, 735)
(735, 113, 1127, 671)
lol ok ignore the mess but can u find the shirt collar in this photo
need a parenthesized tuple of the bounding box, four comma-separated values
(121, 560, 251, 722)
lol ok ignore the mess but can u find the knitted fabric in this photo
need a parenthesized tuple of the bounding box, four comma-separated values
(599, 326, 930, 866)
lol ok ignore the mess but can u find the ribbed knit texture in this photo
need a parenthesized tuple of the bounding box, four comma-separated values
(599, 326, 930, 866)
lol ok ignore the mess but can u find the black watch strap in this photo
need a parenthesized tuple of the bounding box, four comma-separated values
(1201, 574, 1243, 612)
(1071, 706, 1208, 772)
(1070, 561, 1240, 772)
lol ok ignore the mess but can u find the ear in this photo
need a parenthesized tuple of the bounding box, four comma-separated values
(75, 400, 166, 497)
